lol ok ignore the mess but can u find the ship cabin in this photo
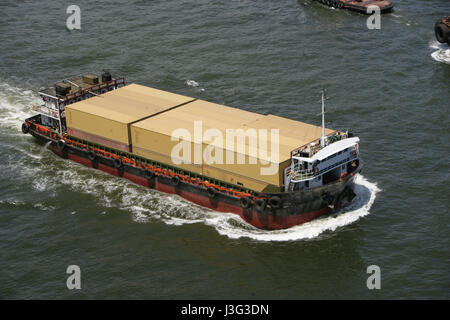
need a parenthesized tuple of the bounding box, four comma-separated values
(285, 132, 360, 192)
(33, 71, 125, 134)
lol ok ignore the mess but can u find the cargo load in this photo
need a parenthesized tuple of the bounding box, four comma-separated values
(131, 99, 334, 192)
(82, 74, 99, 85)
(66, 83, 335, 191)
(130, 99, 265, 178)
(65, 84, 195, 152)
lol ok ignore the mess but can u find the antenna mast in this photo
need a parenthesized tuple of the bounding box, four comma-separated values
(321, 89, 326, 147)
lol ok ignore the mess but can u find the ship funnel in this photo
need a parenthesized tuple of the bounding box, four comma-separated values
(102, 70, 112, 83)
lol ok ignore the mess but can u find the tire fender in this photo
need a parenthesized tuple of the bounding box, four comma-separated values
(435, 22, 450, 43)
(145, 169, 155, 179)
(113, 158, 123, 169)
(207, 187, 217, 198)
(57, 139, 66, 151)
(172, 175, 180, 185)
(268, 196, 282, 209)
(21, 123, 29, 134)
(240, 197, 251, 208)
(88, 150, 96, 161)
(254, 199, 266, 212)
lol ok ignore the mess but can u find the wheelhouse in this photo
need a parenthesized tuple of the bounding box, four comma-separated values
(32, 71, 125, 134)
(285, 134, 360, 191)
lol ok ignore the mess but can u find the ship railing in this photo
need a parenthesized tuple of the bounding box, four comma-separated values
(56, 77, 125, 105)
(286, 166, 316, 183)
(64, 134, 258, 197)
(32, 104, 59, 119)
(290, 131, 349, 159)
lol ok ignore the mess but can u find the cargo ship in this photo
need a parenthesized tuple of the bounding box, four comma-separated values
(21, 72, 362, 230)
(315, 0, 394, 14)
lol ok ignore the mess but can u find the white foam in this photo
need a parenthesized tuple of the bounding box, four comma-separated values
(185, 79, 205, 92)
(389, 13, 414, 27)
(203, 174, 380, 241)
(185, 80, 199, 87)
(0, 82, 40, 132)
(34, 203, 56, 211)
(4, 143, 44, 160)
(32, 176, 53, 192)
(0, 199, 26, 206)
(431, 49, 450, 64)
(429, 40, 448, 50)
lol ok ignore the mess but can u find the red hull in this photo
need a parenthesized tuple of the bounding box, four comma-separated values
(58, 148, 332, 230)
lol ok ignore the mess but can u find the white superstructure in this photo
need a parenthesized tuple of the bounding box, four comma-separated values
(284, 91, 360, 192)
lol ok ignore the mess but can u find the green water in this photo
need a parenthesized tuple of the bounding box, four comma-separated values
(0, 0, 449, 299)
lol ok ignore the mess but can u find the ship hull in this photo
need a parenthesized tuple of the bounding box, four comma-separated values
(28, 126, 362, 230)
(316, 0, 394, 14)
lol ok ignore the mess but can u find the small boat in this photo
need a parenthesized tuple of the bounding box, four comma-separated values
(315, 0, 394, 14)
(435, 16, 450, 46)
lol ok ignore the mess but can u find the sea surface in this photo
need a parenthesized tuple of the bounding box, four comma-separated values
(0, 0, 449, 299)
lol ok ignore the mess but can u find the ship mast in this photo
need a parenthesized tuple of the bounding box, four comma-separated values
(321, 89, 326, 148)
